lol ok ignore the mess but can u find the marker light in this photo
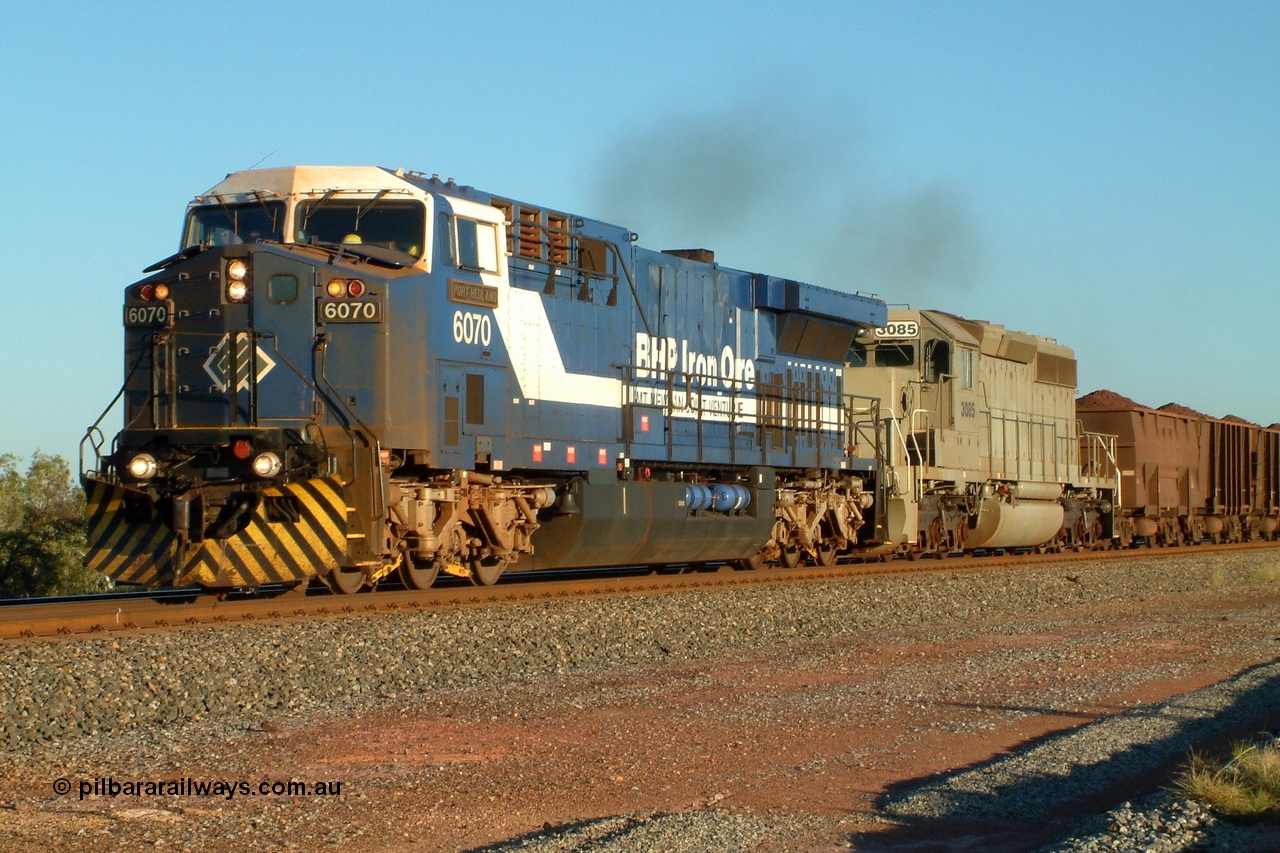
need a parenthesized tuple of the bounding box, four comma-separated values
(231, 439, 252, 460)
(140, 284, 155, 301)
(126, 453, 158, 480)
(251, 452, 282, 478)
(154, 283, 170, 300)
(326, 279, 345, 297)
(346, 279, 367, 297)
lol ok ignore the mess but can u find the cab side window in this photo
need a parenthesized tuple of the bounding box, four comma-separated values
(924, 339, 951, 383)
(958, 348, 974, 389)
(874, 343, 915, 368)
(451, 216, 500, 273)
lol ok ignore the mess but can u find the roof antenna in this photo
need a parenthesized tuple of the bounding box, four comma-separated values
(246, 150, 277, 170)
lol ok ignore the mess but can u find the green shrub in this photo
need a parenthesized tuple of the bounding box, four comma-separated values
(0, 452, 111, 597)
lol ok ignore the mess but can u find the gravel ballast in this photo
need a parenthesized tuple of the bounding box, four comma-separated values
(2, 548, 1279, 852)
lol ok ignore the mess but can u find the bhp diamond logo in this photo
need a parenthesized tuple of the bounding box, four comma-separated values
(203, 333, 276, 392)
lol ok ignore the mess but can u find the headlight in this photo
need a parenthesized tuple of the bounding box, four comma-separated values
(126, 453, 158, 480)
(251, 452, 282, 478)
(226, 259, 250, 302)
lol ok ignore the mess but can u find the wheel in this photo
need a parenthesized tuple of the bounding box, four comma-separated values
(470, 556, 507, 586)
(323, 566, 366, 594)
(927, 519, 948, 559)
(815, 544, 838, 567)
(779, 546, 802, 568)
(399, 555, 440, 590)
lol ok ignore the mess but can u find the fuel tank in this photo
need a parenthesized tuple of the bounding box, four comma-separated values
(516, 467, 776, 570)
(966, 496, 1064, 550)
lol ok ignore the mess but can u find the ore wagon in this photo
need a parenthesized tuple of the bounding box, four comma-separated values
(1076, 392, 1279, 543)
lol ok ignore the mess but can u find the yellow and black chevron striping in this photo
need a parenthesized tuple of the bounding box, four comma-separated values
(83, 476, 348, 589)
(178, 478, 348, 588)
(84, 477, 177, 587)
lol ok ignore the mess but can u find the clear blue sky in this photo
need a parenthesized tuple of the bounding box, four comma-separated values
(3, 1, 1278, 467)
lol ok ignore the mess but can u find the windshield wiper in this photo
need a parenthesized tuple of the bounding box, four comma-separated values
(307, 239, 415, 269)
(143, 243, 207, 273)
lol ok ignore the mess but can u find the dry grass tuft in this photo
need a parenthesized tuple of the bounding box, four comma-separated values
(1175, 739, 1280, 821)
(1252, 562, 1280, 583)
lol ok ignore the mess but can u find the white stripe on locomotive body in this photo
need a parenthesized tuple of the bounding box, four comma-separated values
(497, 287, 625, 404)
(445, 195, 626, 407)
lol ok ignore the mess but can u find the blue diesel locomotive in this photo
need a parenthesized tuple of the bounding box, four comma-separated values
(82, 166, 888, 591)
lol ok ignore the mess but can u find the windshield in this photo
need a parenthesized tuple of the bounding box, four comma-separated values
(184, 202, 285, 248)
(873, 343, 915, 367)
(295, 198, 425, 257)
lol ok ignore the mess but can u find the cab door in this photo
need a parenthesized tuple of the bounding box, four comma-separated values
(919, 338, 953, 428)
(251, 251, 317, 422)
(440, 363, 506, 468)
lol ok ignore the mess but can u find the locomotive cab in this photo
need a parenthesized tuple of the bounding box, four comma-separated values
(84, 167, 438, 590)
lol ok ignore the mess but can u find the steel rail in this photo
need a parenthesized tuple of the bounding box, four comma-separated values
(2, 540, 1277, 642)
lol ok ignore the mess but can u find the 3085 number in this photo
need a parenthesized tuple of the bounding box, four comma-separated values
(874, 321, 919, 340)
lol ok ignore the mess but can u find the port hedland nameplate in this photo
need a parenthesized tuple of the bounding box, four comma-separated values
(448, 280, 499, 309)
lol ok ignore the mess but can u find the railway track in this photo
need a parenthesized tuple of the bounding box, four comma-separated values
(4, 540, 1277, 642)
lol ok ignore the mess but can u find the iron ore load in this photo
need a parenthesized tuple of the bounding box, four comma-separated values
(79, 166, 1274, 593)
(1076, 391, 1280, 545)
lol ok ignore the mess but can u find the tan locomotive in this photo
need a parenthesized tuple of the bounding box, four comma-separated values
(844, 309, 1118, 557)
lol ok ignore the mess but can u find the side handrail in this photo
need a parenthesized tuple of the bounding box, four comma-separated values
(605, 242, 652, 336)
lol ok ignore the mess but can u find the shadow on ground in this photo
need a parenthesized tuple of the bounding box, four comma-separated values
(846, 658, 1280, 852)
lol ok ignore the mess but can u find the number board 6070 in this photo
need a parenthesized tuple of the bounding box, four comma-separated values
(320, 300, 381, 322)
